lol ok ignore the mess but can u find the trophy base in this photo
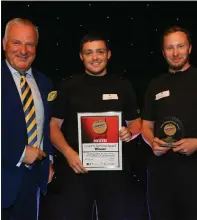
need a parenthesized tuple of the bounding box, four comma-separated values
(159, 143, 175, 148)
(159, 136, 177, 148)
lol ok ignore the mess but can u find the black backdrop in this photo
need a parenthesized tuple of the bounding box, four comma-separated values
(2, 1, 197, 97)
(2, 0, 197, 184)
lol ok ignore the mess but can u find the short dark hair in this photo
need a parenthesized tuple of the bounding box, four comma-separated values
(80, 31, 109, 52)
(161, 25, 192, 48)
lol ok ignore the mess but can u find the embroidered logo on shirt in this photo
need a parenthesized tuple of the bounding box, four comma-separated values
(155, 90, 170, 100)
(102, 94, 118, 100)
(48, 91, 57, 101)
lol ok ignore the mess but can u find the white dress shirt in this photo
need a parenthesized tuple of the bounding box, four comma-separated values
(5, 60, 52, 166)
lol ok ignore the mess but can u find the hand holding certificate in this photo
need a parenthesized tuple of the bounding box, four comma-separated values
(77, 112, 122, 171)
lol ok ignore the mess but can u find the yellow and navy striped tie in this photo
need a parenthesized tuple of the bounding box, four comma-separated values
(20, 72, 38, 167)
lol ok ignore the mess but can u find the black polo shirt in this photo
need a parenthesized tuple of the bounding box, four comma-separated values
(142, 66, 197, 138)
(52, 73, 139, 151)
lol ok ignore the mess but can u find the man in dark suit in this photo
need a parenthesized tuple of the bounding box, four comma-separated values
(2, 18, 55, 220)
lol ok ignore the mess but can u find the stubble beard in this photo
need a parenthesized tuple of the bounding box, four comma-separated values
(167, 54, 190, 71)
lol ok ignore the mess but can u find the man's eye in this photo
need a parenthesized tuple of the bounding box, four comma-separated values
(97, 51, 105, 54)
(13, 41, 20, 45)
(84, 52, 92, 55)
(27, 43, 35, 47)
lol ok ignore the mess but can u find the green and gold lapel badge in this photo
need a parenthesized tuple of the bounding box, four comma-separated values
(48, 91, 57, 101)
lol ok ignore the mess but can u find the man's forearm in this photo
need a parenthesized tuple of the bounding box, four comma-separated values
(127, 118, 141, 140)
(141, 126, 154, 148)
(50, 124, 72, 157)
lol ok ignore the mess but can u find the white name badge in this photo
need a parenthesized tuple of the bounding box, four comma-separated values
(102, 94, 118, 100)
(155, 90, 170, 100)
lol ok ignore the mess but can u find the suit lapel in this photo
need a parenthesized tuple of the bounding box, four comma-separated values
(2, 61, 24, 111)
(2, 60, 27, 128)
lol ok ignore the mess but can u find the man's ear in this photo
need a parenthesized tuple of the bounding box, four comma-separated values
(107, 50, 111, 60)
(79, 53, 83, 61)
(189, 44, 192, 54)
(3, 38, 7, 51)
(162, 50, 165, 58)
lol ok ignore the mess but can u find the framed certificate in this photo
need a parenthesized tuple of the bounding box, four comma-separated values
(77, 112, 122, 171)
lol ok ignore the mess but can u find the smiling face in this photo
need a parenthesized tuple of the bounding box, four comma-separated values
(80, 40, 111, 76)
(3, 23, 37, 73)
(162, 31, 192, 72)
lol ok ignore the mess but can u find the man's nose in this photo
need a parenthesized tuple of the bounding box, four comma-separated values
(20, 44, 27, 55)
(92, 52, 99, 60)
(173, 48, 179, 56)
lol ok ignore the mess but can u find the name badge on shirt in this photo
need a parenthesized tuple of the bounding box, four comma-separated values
(155, 90, 170, 100)
(102, 94, 118, 100)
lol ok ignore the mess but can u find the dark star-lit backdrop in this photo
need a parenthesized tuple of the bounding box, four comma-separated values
(1, 2, 197, 214)
(2, 0, 197, 177)
(2, 1, 197, 98)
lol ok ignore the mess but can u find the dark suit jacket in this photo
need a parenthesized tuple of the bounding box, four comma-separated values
(1, 60, 53, 208)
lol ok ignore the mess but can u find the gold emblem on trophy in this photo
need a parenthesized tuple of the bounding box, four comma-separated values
(163, 123, 177, 136)
(92, 120, 107, 134)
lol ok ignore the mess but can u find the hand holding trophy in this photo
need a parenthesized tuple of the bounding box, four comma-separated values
(154, 117, 185, 148)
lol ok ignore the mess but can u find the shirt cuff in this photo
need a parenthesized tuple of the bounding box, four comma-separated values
(49, 155, 54, 164)
(16, 147, 26, 167)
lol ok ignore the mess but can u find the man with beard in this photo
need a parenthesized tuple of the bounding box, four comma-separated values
(141, 25, 197, 220)
(47, 32, 141, 220)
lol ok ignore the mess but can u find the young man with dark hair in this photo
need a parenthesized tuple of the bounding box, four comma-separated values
(49, 32, 141, 220)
